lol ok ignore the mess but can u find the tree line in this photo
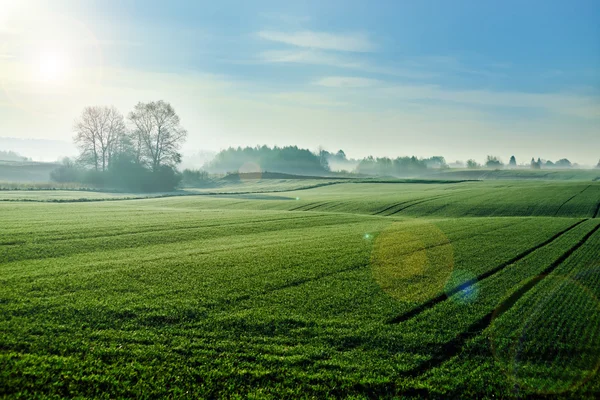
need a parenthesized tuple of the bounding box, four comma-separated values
(52, 101, 187, 191)
(353, 155, 447, 176)
(205, 146, 327, 175)
(47, 102, 597, 191)
(464, 155, 578, 170)
(0, 150, 30, 162)
(189, 147, 594, 181)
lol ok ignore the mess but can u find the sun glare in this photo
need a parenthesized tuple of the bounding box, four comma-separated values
(36, 49, 70, 84)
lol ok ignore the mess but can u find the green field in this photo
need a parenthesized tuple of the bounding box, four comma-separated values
(1, 180, 600, 398)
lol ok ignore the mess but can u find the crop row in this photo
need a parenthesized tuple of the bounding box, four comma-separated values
(423, 223, 600, 397)
(170, 181, 600, 218)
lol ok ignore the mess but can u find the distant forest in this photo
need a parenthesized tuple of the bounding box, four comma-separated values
(1, 142, 597, 192)
(0, 150, 30, 162)
(2, 104, 599, 192)
(206, 146, 328, 175)
(205, 146, 451, 176)
(204, 146, 594, 177)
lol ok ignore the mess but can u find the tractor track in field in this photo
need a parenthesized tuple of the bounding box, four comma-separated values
(217, 200, 251, 208)
(288, 201, 334, 212)
(594, 199, 600, 219)
(258, 263, 367, 295)
(205, 262, 371, 312)
(215, 220, 531, 310)
(375, 218, 528, 266)
(553, 185, 591, 216)
(289, 201, 319, 211)
(387, 219, 588, 324)
(302, 202, 334, 212)
(386, 193, 457, 216)
(403, 222, 600, 377)
(420, 187, 505, 217)
(371, 198, 425, 215)
(372, 191, 465, 216)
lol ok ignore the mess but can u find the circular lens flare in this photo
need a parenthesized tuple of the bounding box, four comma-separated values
(371, 221, 454, 303)
(445, 269, 479, 304)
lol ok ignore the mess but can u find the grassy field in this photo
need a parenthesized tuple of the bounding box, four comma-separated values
(423, 168, 600, 182)
(1, 180, 600, 398)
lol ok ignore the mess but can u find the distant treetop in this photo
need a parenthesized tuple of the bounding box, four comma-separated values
(0, 150, 29, 162)
(485, 155, 503, 168)
(466, 159, 480, 169)
(206, 145, 328, 175)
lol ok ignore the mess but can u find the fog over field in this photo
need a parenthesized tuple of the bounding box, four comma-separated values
(1, 1, 599, 166)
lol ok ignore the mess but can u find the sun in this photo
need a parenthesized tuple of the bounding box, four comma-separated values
(36, 49, 70, 84)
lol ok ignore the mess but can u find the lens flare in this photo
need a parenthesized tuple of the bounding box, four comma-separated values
(444, 269, 479, 304)
(371, 221, 454, 303)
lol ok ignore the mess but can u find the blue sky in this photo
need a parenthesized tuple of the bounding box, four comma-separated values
(1, 0, 599, 164)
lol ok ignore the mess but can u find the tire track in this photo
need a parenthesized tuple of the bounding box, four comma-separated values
(206, 263, 371, 313)
(258, 263, 367, 296)
(553, 184, 591, 216)
(386, 193, 456, 216)
(227, 220, 529, 307)
(372, 192, 461, 217)
(375, 219, 529, 272)
(594, 199, 600, 219)
(371, 198, 425, 215)
(419, 187, 504, 217)
(288, 202, 319, 211)
(209, 219, 531, 315)
(301, 202, 333, 212)
(403, 222, 600, 377)
(310, 202, 340, 212)
(387, 219, 587, 324)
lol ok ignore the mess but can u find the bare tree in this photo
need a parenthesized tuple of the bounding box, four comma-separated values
(102, 107, 127, 168)
(128, 100, 187, 171)
(74, 107, 100, 170)
(128, 104, 153, 165)
(73, 106, 126, 171)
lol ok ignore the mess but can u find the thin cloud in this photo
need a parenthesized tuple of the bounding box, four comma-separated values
(257, 30, 375, 52)
(259, 49, 362, 68)
(404, 55, 508, 79)
(377, 84, 600, 119)
(314, 76, 381, 88)
(258, 49, 435, 79)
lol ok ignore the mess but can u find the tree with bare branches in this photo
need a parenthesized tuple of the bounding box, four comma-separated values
(73, 106, 126, 171)
(128, 100, 187, 172)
